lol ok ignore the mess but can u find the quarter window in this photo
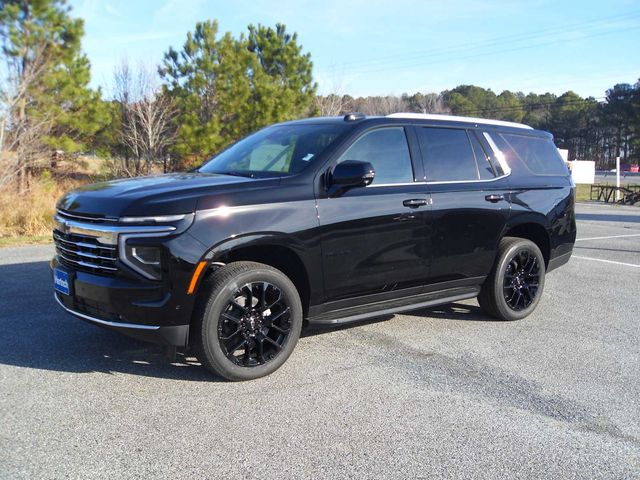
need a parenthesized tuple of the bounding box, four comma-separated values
(338, 127, 414, 185)
(468, 131, 496, 179)
(499, 133, 569, 176)
(417, 127, 479, 182)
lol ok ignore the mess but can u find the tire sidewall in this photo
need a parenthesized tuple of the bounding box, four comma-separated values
(493, 239, 546, 321)
(201, 267, 303, 381)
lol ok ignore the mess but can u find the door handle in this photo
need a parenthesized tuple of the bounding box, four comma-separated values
(485, 194, 505, 203)
(403, 198, 429, 208)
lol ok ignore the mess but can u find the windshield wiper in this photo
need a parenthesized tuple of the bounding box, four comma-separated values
(214, 171, 257, 178)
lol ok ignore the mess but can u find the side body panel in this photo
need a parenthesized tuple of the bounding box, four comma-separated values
(315, 184, 432, 302)
(426, 179, 511, 283)
(507, 175, 576, 267)
(185, 184, 325, 307)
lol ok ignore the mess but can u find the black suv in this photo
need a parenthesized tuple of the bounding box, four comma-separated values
(52, 113, 576, 380)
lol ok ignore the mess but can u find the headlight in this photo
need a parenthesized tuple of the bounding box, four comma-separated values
(116, 213, 194, 280)
(121, 239, 163, 280)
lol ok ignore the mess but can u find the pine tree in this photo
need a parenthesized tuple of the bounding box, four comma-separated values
(0, 0, 108, 190)
(159, 20, 316, 167)
(247, 23, 316, 128)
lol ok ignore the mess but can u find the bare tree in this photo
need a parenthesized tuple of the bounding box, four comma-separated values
(113, 61, 177, 175)
(0, 40, 51, 192)
(314, 74, 352, 116)
(315, 93, 351, 116)
(410, 92, 449, 114)
(350, 95, 409, 116)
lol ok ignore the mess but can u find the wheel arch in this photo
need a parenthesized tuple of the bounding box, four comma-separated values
(195, 234, 313, 317)
(503, 221, 551, 268)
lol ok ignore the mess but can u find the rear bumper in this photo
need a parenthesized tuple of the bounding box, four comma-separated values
(54, 292, 189, 346)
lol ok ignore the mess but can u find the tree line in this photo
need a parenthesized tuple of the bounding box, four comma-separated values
(1, 0, 639, 195)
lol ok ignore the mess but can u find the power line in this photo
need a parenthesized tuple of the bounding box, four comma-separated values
(315, 10, 640, 73)
(320, 25, 640, 77)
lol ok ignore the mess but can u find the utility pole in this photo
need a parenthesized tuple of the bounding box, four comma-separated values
(615, 156, 621, 201)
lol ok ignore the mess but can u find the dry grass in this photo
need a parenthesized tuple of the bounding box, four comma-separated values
(0, 173, 86, 240)
(0, 155, 165, 246)
(575, 184, 590, 201)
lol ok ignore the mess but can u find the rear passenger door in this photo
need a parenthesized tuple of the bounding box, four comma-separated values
(414, 126, 511, 284)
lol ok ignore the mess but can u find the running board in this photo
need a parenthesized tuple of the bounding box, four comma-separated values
(307, 286, 480, 326)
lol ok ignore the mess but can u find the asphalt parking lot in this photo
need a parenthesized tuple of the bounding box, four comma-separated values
(1, 202, 638, 479)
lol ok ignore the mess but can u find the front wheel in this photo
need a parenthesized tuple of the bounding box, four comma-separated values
(478, 237, 546, 321)
(192, 261, 303, 381)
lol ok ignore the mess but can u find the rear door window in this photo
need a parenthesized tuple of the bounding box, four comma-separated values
(417, 127, 479, 182)
(498, 133, 568, 175)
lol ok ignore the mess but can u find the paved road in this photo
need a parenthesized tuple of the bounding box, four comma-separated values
(1, 203, 639, 479)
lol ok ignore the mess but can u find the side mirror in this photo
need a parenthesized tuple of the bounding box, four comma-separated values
(328, 160, 375, 197)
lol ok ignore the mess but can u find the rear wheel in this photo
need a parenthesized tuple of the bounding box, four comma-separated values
(478, 237, 545, 321)
(192, 261, 303, 381)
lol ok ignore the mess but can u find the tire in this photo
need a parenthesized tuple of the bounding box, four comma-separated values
(192, 261, 303, 381)
(478, 237, 546, 321)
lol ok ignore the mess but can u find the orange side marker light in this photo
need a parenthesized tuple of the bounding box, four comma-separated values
(187, 261, 208, 295)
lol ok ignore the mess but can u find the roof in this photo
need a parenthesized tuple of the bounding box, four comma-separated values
(386, 113, 533, 130)
(283, 113, 541, 135)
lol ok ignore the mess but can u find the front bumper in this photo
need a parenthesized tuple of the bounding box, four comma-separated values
(51, 259, 192, 346)
(54, 292, 189, 346)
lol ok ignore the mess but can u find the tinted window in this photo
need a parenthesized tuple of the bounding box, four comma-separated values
(469, 131, 496, 179)
(418, 127, 479, 181)
(499, 133, 568, 175)
(339, 127, 413, 185)
(200, 124, 347, 176)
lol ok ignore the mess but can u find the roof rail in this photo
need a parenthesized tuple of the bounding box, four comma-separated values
(386, 113, 533, 130)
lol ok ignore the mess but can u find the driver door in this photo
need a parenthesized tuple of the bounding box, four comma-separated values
(316, 127, 432, 303)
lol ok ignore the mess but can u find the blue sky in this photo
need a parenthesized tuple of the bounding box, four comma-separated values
(69, 0, 640, 99)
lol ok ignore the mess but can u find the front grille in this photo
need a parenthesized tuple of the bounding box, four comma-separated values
(53, 229, 118, 275)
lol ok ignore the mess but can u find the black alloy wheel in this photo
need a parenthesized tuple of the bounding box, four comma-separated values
(478, 237, 546, 321)
(218, 281, 292, 367)
(502, 249, 541, 311)
(192, 261, 303, 381)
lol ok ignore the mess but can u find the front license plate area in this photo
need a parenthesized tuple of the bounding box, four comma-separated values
(53, 268, 72, 296)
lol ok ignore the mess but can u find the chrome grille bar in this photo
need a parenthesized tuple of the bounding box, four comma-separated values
(53, 232, 117, 251)
(56, 251, 118, 272)
(56, 209, 119, 223)
(55, 244, 117, 261)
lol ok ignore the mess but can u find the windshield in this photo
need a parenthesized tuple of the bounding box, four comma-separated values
(199, 123, 348, 177)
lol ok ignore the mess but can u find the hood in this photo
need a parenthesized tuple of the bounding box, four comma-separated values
(57, 172, 279, 218)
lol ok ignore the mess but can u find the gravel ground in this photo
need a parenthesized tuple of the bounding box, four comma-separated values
(1, 202, 638, 479)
